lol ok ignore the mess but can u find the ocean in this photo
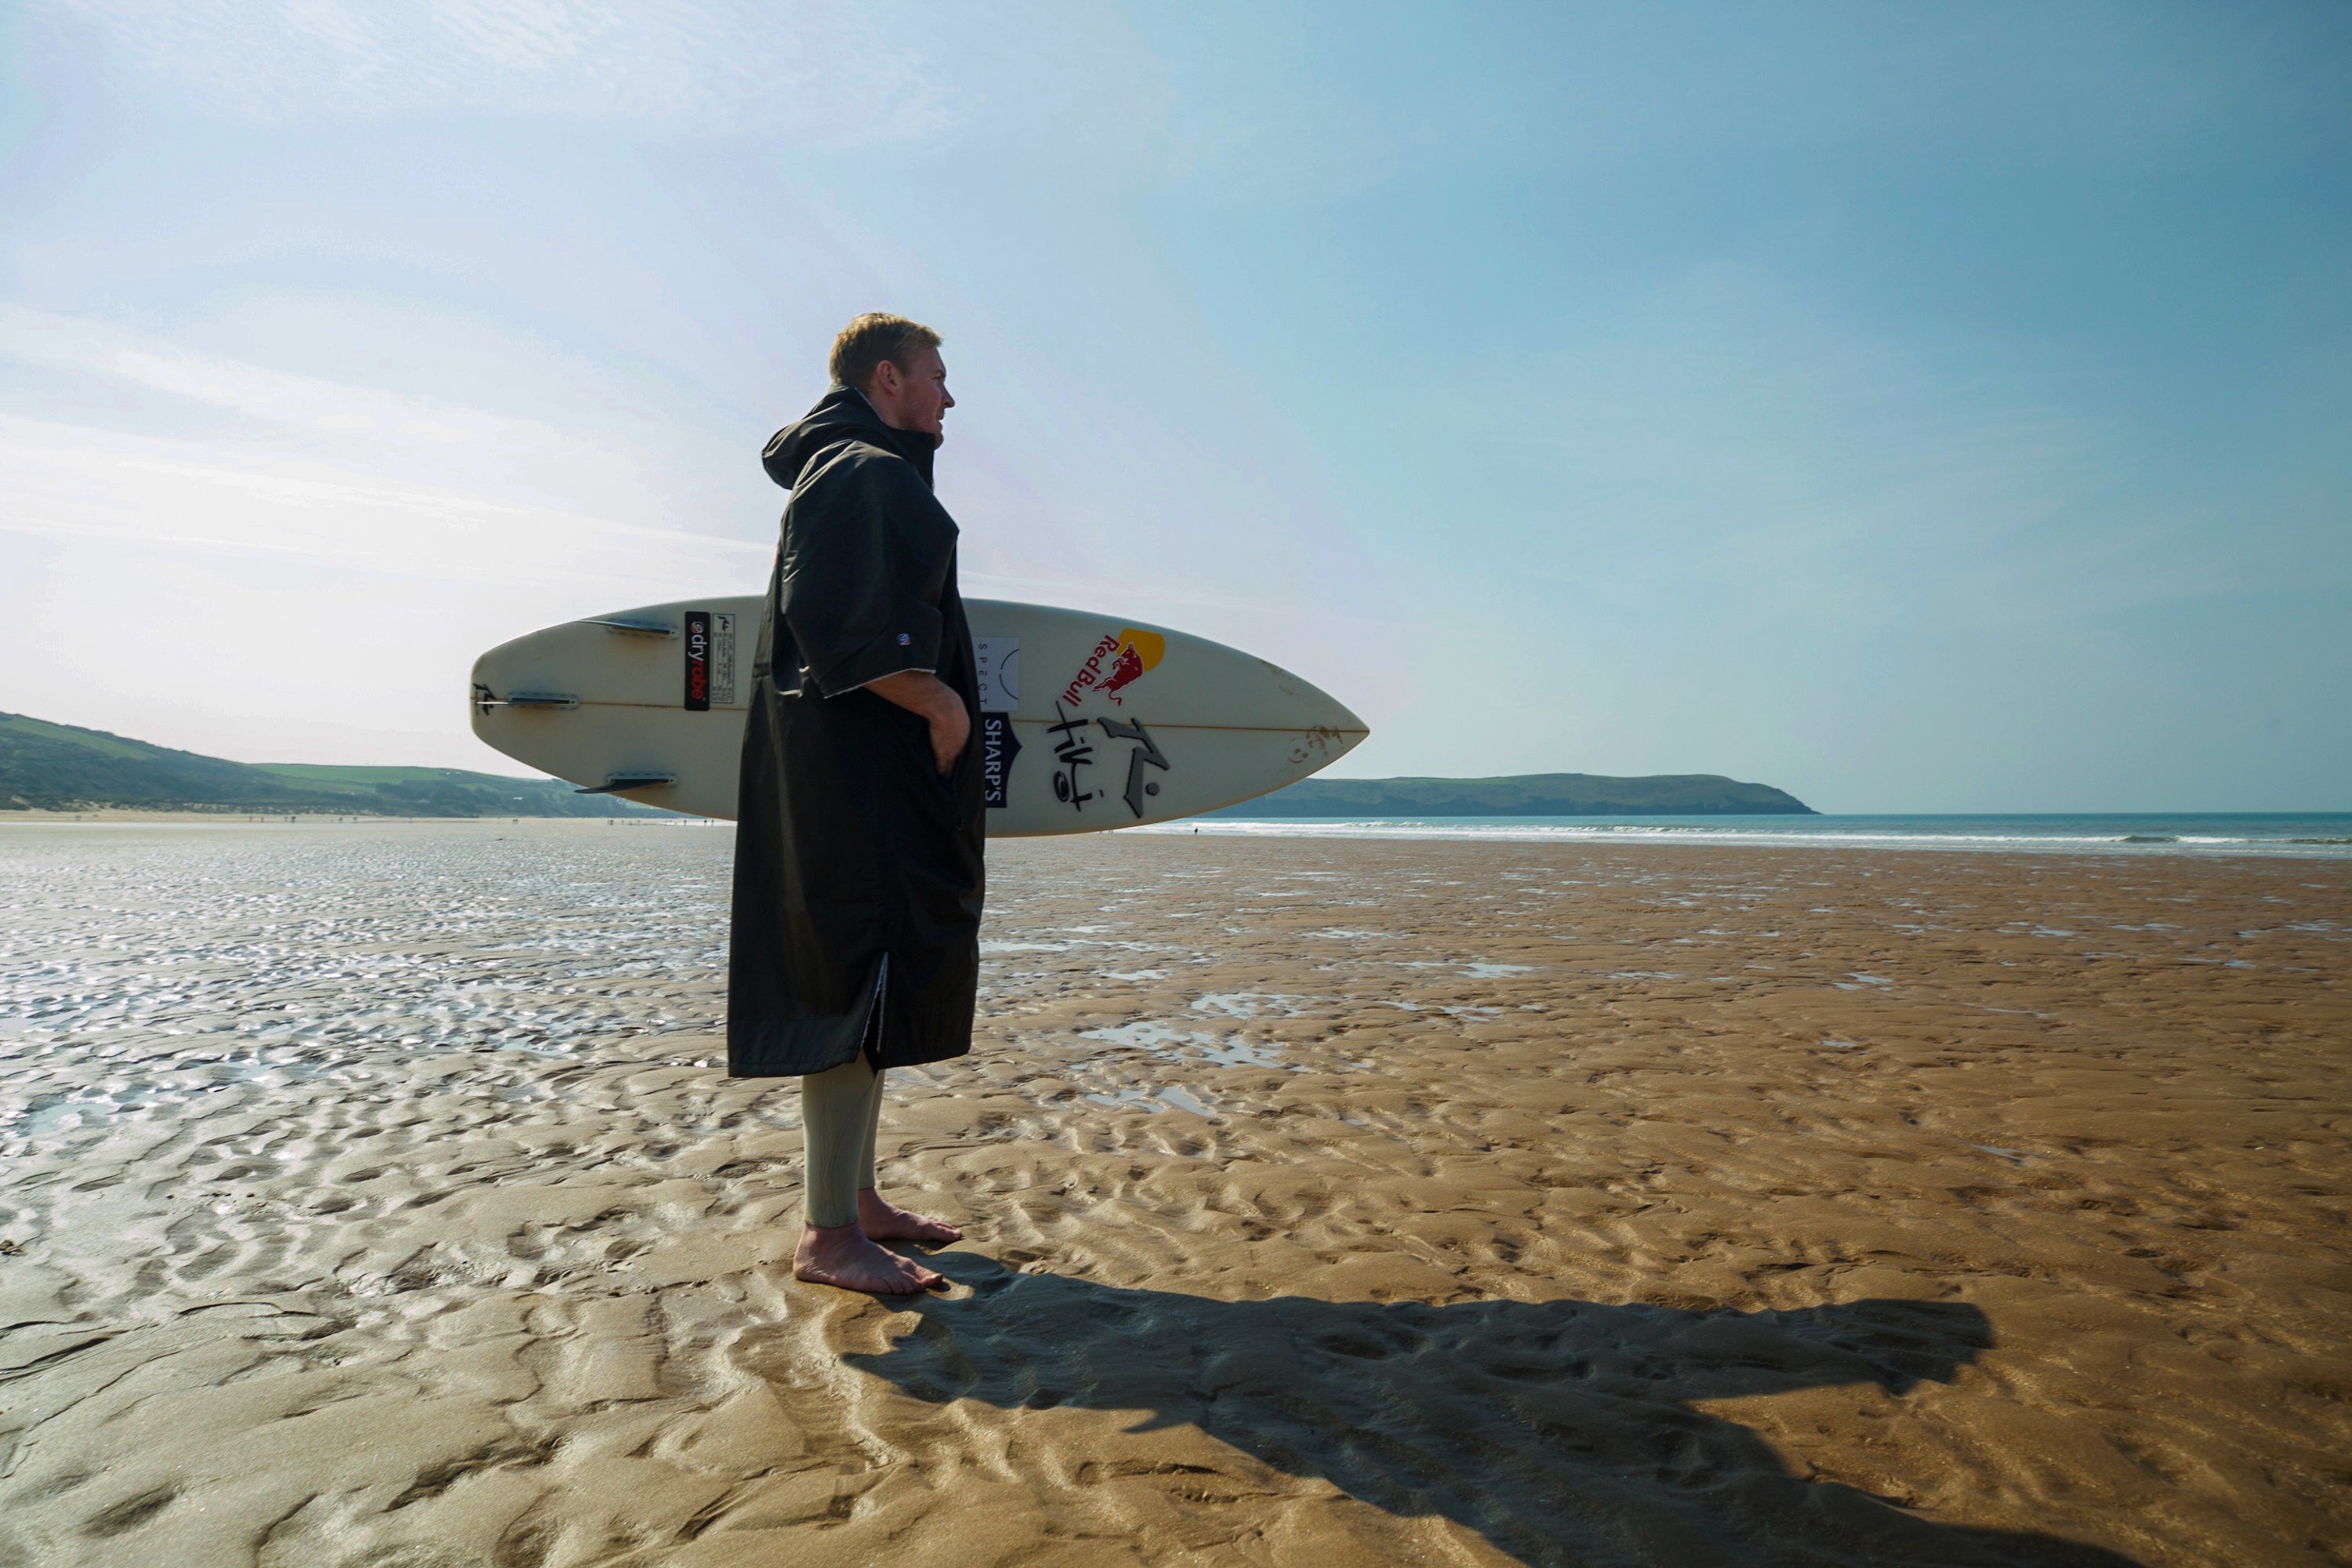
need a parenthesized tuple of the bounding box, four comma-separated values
(1152, 812, 2352, 858)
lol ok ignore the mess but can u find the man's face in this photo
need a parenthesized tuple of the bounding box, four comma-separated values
(871, 347, 954, 440)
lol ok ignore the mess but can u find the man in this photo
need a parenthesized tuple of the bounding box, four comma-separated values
(729, 313, 982, 1296)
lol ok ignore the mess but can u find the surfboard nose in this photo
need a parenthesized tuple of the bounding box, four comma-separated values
(1323, 706, 1370, 764)
(1254, 659, 1369, 745)
(1225, 659, 1367, 783)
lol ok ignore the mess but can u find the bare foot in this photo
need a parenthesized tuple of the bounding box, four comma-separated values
(858, 1189, 964, 1246)
(793, 1222, 930, 1295)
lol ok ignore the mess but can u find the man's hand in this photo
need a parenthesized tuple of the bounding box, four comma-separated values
(863, 670, 970, 776)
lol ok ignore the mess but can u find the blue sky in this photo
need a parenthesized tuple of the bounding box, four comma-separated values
(1, 1, 2344, 810)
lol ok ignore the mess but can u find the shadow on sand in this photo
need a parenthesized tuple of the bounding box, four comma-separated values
(843, 1251, 2142, 1567)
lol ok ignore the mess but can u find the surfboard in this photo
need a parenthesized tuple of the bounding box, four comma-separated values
(469, 597, 1367, 833)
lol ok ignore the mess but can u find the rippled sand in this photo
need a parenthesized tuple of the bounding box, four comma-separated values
(0, 821, 2345, 1566)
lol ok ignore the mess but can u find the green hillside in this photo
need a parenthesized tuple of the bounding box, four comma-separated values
(0, 712, 666, 817)
(1210, 771, 1815, 818)
(2, 712, 1811, 822)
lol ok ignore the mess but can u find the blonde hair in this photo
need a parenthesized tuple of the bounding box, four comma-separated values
(829, 312, 942, 394)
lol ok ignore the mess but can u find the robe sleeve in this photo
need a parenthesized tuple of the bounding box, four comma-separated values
(777, 454, 947, 698)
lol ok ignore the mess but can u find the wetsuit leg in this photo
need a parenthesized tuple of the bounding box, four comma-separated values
(800, 1053, 876, 1229)
(856, 1064, 885, 1195)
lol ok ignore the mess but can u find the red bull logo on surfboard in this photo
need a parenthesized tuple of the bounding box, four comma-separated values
(1061, 626, 1165, 707)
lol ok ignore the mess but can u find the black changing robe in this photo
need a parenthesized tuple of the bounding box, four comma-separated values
(726, 387, 985, 1077)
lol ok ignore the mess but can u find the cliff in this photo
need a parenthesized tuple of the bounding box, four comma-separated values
(0, 712, 663, 817)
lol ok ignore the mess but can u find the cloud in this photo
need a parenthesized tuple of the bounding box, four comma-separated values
(1, 303, 499, 444)
(0, 307, 763, 601)
(0, 412, 767, 597)
(0, 401, 773, 768)
(39, 0, 949, 142)
(0, 303, 762, 535)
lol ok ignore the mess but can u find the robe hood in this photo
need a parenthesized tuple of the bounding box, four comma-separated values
(762, 386, 940, 492)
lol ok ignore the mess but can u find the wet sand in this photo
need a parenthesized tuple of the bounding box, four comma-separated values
(0, 821, 2344, 1566)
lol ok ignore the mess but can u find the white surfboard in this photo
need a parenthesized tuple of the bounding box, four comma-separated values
(469, 597, 1367, 833)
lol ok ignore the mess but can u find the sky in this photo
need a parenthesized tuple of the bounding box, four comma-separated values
(1, 1, 2345, 812)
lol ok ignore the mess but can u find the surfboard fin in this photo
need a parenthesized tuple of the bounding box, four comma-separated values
(476, 691, 579, 711)
(585, 617, 678, 637)
(577, 773, 677, 794)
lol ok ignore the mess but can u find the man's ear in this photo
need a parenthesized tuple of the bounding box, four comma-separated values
(869, 358, 902, 399)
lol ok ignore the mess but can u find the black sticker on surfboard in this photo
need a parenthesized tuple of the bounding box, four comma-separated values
(1096, 715, 1170, 818)
(710, 612, 735, 706)
(684, 610, 711, 711)
(981, 712, 1021, 808)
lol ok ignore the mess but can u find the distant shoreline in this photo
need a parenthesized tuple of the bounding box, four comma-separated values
(1151, 811, 2352, 859)
(10, 811, 2347, 860)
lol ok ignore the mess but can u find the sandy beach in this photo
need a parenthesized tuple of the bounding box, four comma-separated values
(0, 820, 2344, 1566)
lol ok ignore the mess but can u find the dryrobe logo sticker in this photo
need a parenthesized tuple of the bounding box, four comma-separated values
(1061, 627, 1165, 707)
(684, 611, 711, 711)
